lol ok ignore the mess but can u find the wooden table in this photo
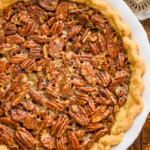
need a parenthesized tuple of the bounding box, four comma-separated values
(128, 18, 150, 150)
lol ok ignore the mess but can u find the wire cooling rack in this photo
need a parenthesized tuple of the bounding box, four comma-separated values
(127, 114, 150, 150)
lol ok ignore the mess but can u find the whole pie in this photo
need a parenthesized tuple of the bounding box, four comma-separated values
(0, 0, 145, 150)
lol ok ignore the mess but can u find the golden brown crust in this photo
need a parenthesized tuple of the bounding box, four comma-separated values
(0, 0, 145, 150)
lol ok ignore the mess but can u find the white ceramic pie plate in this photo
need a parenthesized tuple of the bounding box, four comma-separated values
(105, 0, 150, 149)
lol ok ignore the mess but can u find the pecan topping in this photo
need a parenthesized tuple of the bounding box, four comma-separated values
(0, 0, 131, 149)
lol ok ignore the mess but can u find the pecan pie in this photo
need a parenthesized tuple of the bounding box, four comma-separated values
(0, 0, 145, 150)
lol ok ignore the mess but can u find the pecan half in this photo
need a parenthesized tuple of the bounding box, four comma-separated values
(97, 71, 110, 87)
(23, 115, 37, 129)
(81, 62, 96, 86)
(0, 30, 5, 45)
(0, 60, 9, 73)
(69, 105, 89, 126)
(117, 51, 125, 70)
(50, 20, 64, 35)
(15, 127, 36, 148)
(93, 128, 108, 141)
(0, 117, 19, 128)
(32, 35, 50, 43)
(6, 34, 25, 44)
(46, 84, 60, 98)
(107, 39, 119, 58)
(21, 40, 40, 48)
(86, 123, 104, 132)
(72, 78, 87, 87)
(3, 6, 12, 20)
(89, 42, 100, 55)
(11, 88, 28, 107)
(18, 20, 35, 37)
(37, 0, 53, 10)
(45, 99, 65, 112)
(55, 2, 68, 20)
(41, 23, 50, 36)
(27, 5, 48, 24)
(67, 25, 82, 39)
(48, 35, 65, 58)
(45, 113, 57, 127)
(11, 109, 30, 122)
(4, 23, 17, 35)
(0, 92, 14, 110)
(51, 115, 69, 137)
(97, 33, 106, 51)
(91, 54, 109, 70)
(68, 131, 80, 150)
(21, 58, 35, 72)
(56, 137, 66, 150)
(84, 98, 96, 117)
(41, 131, 55, 149)
(9, 53, 28, 63)
(0, 73, 10, 86)
(30, 47, 43, 58)
(90, 107, 110, 123)
(91, 14, 106, 28)
(0, 125, 14, 146)
(29, 89, 46, 104)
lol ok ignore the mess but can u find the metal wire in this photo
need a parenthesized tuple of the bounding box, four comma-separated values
(124, 0, 150, 13)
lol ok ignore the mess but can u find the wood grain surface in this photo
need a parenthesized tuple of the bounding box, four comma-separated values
(128, 18, 150, 150)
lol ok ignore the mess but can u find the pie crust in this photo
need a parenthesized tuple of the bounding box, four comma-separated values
(0, 0, 145, 150)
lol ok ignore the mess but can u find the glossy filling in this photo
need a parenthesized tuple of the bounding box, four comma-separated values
(0, 0, 131, 149)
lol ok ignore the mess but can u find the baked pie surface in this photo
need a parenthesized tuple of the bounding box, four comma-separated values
(0, 0, 145, 150)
